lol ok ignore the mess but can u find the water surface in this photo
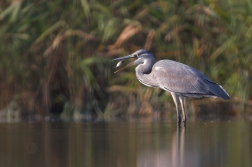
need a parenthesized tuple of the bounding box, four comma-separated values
(0, 119, 251, 167)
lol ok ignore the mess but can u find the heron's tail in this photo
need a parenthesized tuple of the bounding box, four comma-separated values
(210, 83, 230, 100)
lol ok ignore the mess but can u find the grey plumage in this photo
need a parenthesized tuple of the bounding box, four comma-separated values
(111, 49, 230, 125)
(151, 60, 229, 100)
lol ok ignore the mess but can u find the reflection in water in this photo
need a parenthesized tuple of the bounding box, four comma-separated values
(137, 127, 186, 167)
(0, 120, 252, 167)
(172, 128, 185, 167)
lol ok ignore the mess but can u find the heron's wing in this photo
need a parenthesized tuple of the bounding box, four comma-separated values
(153, 60, 216, 95)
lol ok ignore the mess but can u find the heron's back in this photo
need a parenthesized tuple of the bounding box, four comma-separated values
(152, 60, 230, 100)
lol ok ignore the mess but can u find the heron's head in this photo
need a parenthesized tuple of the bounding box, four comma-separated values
(111, 49, 155, 73)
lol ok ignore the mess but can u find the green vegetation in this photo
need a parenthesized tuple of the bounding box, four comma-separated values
(0, 0, 251, 119)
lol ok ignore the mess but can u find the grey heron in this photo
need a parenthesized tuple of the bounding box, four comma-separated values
(111, 49, 230, 125)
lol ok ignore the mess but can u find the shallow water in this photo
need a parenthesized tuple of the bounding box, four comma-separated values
(0, 119, 252, 167)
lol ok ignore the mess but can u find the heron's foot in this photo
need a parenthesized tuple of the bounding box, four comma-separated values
(177, 116, 182, 127)
(177, 115, 181, 122)
(182, 120, 186, 128)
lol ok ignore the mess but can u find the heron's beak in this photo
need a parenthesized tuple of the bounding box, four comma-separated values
(110, 54, 136, 62)
(111, 54, 137, 73)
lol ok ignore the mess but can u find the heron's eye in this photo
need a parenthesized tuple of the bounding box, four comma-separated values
(135, 53, 139, 58)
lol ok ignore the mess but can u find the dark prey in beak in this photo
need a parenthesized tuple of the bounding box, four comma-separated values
(111, 54, 136, 73)
(114, 60, 124, 68)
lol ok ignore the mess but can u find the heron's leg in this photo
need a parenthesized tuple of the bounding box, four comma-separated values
(171, 92, 181, 125)
(179, 96, 187, 122)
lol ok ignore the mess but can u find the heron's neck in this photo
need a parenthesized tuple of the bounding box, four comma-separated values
(135, 61, 157, 87)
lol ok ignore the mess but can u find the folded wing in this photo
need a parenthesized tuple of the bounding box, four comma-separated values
(152, 60, 229, 100)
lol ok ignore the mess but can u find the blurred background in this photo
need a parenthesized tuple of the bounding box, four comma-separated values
(1, 0, 252, 121)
